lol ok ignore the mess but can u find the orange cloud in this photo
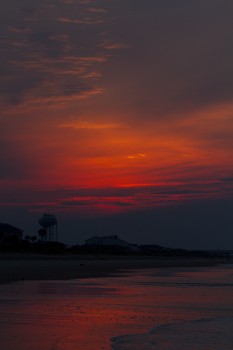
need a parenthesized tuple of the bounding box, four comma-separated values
(58, 122, 122, 130)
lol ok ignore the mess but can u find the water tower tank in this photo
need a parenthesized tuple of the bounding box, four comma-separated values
(39, 214, 57, 228)
(38, 214, 58, 242)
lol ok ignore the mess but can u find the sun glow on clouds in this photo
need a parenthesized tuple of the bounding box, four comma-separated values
(127, 154, 146, 159)
(0, 0, 233, 220)
(59, 121, 122, 130)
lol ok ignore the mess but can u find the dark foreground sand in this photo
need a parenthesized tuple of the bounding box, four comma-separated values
(0, 254, 228, 284)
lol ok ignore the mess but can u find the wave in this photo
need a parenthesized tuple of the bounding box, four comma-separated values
(111, 317, 233, 350)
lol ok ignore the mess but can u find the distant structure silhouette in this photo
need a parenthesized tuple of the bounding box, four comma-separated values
(0, 223, 23, 242)
(85, 235, 129, 248)
(38, 214, 58, 242)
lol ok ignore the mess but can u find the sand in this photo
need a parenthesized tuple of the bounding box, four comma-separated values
(0, 254, 226, 284)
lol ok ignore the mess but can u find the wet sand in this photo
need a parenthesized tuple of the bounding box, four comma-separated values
(0, 258, 232, 350)
(0, 254, 225, 284)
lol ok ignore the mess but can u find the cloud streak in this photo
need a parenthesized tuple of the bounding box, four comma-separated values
(0, 0, 122, 110)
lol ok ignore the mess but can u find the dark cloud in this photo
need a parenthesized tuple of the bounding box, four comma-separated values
(27, 31, 65, 57)
(4, 178, 228, 212)
(60, 198, 132, 207)
(103, 0, 233, 120)
(220, 176, 233, 183)
(0, 0, 112, 108)
(56, 180, 228, 199)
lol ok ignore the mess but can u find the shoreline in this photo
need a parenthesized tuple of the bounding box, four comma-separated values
(0, 254, 230, 284)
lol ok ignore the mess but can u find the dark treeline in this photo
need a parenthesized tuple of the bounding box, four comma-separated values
(0, 237, 231, 259)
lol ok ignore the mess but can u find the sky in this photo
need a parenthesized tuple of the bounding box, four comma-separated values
(0, 0, 233, 249)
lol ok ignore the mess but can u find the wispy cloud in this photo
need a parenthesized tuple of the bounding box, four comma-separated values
(58, 121, 123, 130)
(57, 17, 104, 25)
(100, 43, 130, 50)
(1, 178, 232, 215)
(0, 0, 113, 110)
(127, 154, 146, 159)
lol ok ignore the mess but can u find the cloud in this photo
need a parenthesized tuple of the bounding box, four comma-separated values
(57, 17, 104, 25)
(4, 177, 229, 212)
(127, 154, 146, 159)
(58, 121, 122, 130)
(100, 43, 130, 50)
(60, 197, 133, 208)
(0, 0, 113, 110)
(104, 0, 233, 122)
(220, 176, 233, 183)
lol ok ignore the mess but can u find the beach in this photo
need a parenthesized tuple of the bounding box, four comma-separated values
(0, 254, 225, 284)
(0, 260, 233, 350)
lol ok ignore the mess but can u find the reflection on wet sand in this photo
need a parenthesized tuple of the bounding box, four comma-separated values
(0, 266, 233, 350)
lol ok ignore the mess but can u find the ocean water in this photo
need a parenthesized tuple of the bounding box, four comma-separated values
(0, 264, 233, 350)
(111, 265, 233, 350)
(112, 317, 233, 349)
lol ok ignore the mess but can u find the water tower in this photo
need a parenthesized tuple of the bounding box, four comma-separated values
(39, 214, 58, 242)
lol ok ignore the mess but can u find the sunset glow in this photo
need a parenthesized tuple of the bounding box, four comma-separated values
(1, 0, 233, 247)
